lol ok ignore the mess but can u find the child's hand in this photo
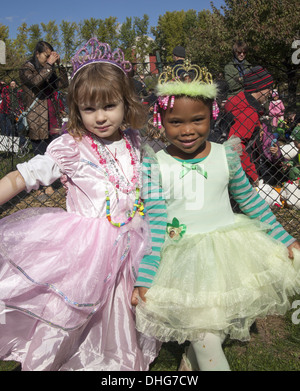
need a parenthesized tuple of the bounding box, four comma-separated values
(131, 287, 148, 306)
(270, 144, 279, 155)
(287, 241, 300, 259)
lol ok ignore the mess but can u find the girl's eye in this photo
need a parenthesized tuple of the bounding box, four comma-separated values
(193, 117, 205, 123)
(82, 107, 95, 112)
(104, 104, 116, 110)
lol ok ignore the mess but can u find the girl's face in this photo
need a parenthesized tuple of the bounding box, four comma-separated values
(162, 97, 211, 160)
(79, 100, 125, 141)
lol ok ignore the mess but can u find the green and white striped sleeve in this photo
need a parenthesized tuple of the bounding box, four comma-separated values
(135, 155, 167, 288)
(229, 164, 295, 247)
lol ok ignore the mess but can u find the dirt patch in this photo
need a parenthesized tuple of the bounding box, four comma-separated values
(254, 315, 288, 344)
(0, 187, 66, 219)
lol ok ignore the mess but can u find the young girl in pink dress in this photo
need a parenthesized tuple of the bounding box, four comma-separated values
(269, 89, 285, 128)
(0, 39, 159, 371)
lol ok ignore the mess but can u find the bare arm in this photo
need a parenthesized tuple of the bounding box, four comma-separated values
(0, 170, 26, 206)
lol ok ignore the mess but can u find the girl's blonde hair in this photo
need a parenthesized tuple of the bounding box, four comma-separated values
(67, 63, 147, 138)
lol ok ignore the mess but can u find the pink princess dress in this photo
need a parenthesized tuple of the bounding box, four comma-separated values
(269, 99, 285, 128)
(0, 129, 160, 371)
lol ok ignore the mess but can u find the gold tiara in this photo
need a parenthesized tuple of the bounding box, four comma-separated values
(158, 60, 213, 85)
(156, 60, 217, 100)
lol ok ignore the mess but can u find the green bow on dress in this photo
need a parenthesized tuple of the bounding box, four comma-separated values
(179, 161, 208, 179)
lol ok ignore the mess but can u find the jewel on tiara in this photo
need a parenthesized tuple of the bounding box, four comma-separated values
(71, 38, 132, 78)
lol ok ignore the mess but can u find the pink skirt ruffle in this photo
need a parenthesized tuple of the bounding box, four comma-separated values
(0, 208, 160, 370)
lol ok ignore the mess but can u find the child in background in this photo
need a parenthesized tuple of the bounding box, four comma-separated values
(0, 39, 160, 371)
(269, 89, 285, 128)
(131, 62, 300, 371)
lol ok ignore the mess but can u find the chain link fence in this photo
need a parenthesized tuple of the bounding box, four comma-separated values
(0, 59, 300, 239)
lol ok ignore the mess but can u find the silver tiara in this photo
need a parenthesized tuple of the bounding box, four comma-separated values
(71, 38, 132, 78)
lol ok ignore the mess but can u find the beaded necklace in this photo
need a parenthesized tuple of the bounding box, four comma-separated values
(86, 131, 144, 227)
(86, 131, 141, 194)
(105, 188, 145, 227)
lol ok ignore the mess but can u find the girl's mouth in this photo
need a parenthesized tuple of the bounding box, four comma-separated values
(180, 139, 197, 147)
(96, 126, 110, 131)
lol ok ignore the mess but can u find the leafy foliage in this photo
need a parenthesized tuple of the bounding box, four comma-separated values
(0, 1, 299, 89)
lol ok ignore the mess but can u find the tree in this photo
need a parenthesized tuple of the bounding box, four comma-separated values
(60, 20, 79, 64)
(134, 15, 151, 64)
(151, 11, 187, 62)
(119, 17, 137, 63)
(79, 17, 119, 48)
(79, 18, 99, 42)
(98, 17, 119, 48)
(151, 10, 215, 63)
(0, 23, 9, 42)
(187, 9, 231, 74)
(27, 24, 43, 54)
(13, 23, 29, 60)
(41, 21, 60, 51)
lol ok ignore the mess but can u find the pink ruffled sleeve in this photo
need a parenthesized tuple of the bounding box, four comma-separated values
(45, 134, 80, 178)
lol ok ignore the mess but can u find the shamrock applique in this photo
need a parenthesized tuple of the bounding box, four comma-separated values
(166, 217, 187, 241)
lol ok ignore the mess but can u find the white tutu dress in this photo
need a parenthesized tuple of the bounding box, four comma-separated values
(136, 139, 300, 343)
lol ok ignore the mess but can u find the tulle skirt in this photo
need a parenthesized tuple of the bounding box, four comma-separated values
(0, 207, 160, 370)
(136, 214, 300, 343)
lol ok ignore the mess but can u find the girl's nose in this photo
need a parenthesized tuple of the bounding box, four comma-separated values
(95, 109, 106, 122)
(181, 124, 195, 135)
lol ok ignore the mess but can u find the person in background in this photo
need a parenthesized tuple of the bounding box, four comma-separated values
(224, 66, 274, 186)
(269, 89, 285, 129)
(19, 41, 68, 198)
(172, 46, 186, 78)
(0, 81, 24, 137)
(224, 40, 252, 97)
(128, 68, 148, 99)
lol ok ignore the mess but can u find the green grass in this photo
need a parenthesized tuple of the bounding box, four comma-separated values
(0, 361, 21, 371)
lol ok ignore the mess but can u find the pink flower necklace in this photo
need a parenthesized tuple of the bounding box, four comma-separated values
(86, 130, 145, 228)
(86, 130, 142, 195)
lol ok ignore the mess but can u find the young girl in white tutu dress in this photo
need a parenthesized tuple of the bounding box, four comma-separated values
(132, 62, 300, 371)
(0, 39, 160, 371)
